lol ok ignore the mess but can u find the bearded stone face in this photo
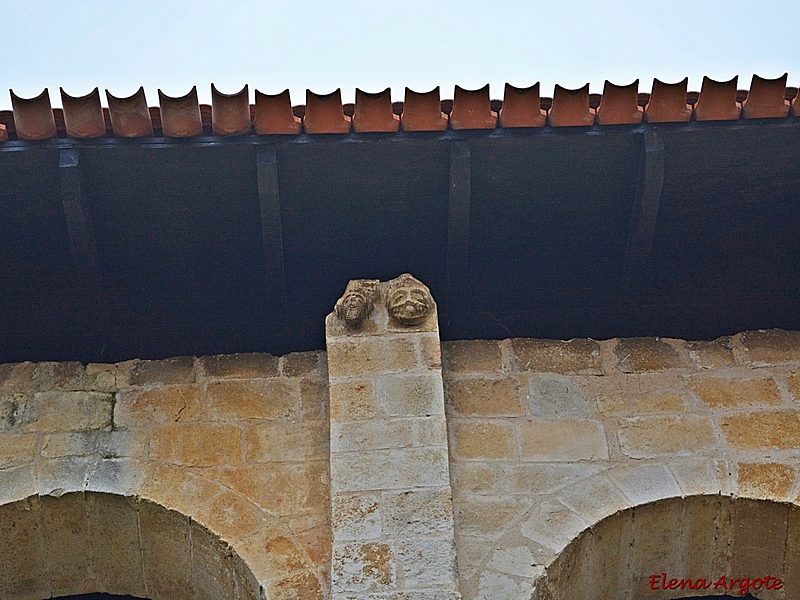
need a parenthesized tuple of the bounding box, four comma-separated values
(340, 292, 368, 325)
(387, 286, 432, 325)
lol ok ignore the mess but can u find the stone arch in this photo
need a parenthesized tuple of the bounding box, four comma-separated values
(0, 491, 261, 600)
(536, 495, 800, 600)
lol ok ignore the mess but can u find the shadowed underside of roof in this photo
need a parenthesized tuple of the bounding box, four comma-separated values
(0, 74, 798, 141)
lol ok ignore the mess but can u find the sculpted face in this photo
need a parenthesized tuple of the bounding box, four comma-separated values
(340, 291, 368, 325)
(387, 285, 432, 325)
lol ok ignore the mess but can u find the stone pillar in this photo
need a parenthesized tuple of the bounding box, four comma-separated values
(326, 274, 461, 599)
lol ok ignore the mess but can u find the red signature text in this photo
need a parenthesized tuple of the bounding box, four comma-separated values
(649, 573, 783, 596)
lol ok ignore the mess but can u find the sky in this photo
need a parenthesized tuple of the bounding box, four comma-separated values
(1, 0, 798, 109)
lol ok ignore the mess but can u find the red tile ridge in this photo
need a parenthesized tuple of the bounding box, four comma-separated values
(304, 89, 351, 134)
(450, 84, 497, 130)
(548, 84, 595, 127)
(10, 88, 57, 140)
(254, 89, 302, 135)
(211, 84, 251, 136)
(0, 123, 6, 142)
(694, 76, 741, 121)
(742, 73, 790, 119)
(353, 88, 399, 133)
(401, 87, 448, 131)
(158, 87, 203, 137)
(596, 80, 643, 125)
(645, 78, 692, 123)
(499, 82, 546, 128)
(106, 87, 154, 138)
(60, 87, 107, 139)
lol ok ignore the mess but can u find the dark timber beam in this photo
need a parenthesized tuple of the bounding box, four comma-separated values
(256, 147, 288, 324)
(446, 141, 471, 319)
(59, 148, 100, 285)
(622, 131, 665, 304)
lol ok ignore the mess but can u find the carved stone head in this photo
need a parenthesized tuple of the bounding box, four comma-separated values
(334, 279, 379, 329)
(385, 273, 434, 326)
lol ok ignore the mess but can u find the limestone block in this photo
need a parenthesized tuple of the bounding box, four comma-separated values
(442, 340, 503, 373)
(248, 420, 328, 462)
(327, 337, 418, 379)
(333, 494, 382, 541)
(528, 375, 591, 417)
(129, 356, 195, 386)
(738, 329, 800, 366)
(37, 457, 93, 496)
(197, 379, 295, 421)
(519, 498, 589, 551)
(690, 376, 781, 408)
(606, 463, 681, 505)
(595, 390, 686, 414)
(668, 458, 724, 496)
(8, 391, 112, 433)
(451, 420, 516, 460)
(86, 458, 146, 496)
(282, 351, 324, 378)
(331, 416, 445, 453)
(613, 337, 686, 373)
(508, 463, 605, 495)
(0, 433, 36, 467)
(150, 423, 242, 467)
(556, 475, 631, 525)
(0, 497, 50, 600)
(236, 527, 315, 583)
(788, 372, 800, 402)
(267, 571, 324, 600)
(486, 546, 540, 579)
(396, 536, 459, 588)
(616, 415, 716, 458)
(452, 463, 499, 494)
(519, 420, 608, 461)
(41, 431, 99, 458)
(295, 524, 332, 581)
(381, 488, 455, 536)
(194, 490, 266, 543)
(687, 337, 737, 369)
(0, 361, 36, 392)
(330, 379, 377, 419)
(446, 377, 523, 416)
(332, 541, 396, 593)
(191, 521, 237, 600)
(138, 464, 223, 517)
(455, 495, 531, 538)
(737, 462, 797, 500)
(83, 362, 118, 392)
(0, 464, 36, 505)
(719, 410, 800, 450)
(331, 447, 449, 492)
(97, 429, 148, 458)
(115, 385, 198, 426)
(40, 493, 93, 597)
(32, 360, 84, 390)
(377, 373, 444, 416)
(419, 335, 444, 370)
(199, 352, 279, 379)
(139, 500, 193, 600)
(300, 378, 329, 420)
(474, 571, 534, 600)
(511, 338, 602, 375)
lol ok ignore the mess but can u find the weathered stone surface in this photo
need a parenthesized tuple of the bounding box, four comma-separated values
(332, 541, 396, 593)
(3, 391, 112, 433)
(0, 362, 36, 392)
(32, 361, 84, 389)
(690, 376, 781, 408)
(486, 545, 539, 578)
(508, 463, 604, 495)
(129, 356, 195, 386)
(268, 571, 324, 600)
(40, 493, 93, 597)
(327, 337, 419, 379)
(519, 420, 608, 461)
(787, 372, 800, 403)
(83, 363, 117, 392)
(595, 390, 686, 414)
(331, 417, 445, 453)
(738, 329, 800, 366)
(41, 431, 98, 458)
(529, 375, 590, 417)
(197, 379, 295, 421)
(381, 488, 455, 536)
(613, 337, 685, 373)
(330, 379, 376, 419)
(442, 340, 503, 373)
(606, 463, 682, 505)
(139, 500, 193, 600)
(282, 351, 324, 378)
(138, 464, 222, 516)
(194, 489, 265, 542)
(191, 521, 237, 600)
(511, 338, 602, 375)
(248, 420, 328, 461)
(668, 458, 724, 496)
(115, 385, 197, 426)
(720, 410, 800, 450)
(556, 474, 630, 525)
(452, 462, 498, 494)
(519, 498, 589, 551)
(377, 373, 444, 416)
(199, 352, 279, 379)
(452, 421, 516, 460)
(36, 457, 92, 496)
(0, 433, 36, 467)
(687, 337, 737, 369)
(617, 416, 716, 458)
(332, 447, 449, 491)
(299, 378, 329, 420)
(737, 462, 796, 500)
(0, 497, 50, 600)
(455, 495, 531, 537)
(396, 537, 459, 588)
(333, 494, 382, 541)
(0, 464, 37, 504)
(446, 377, 522, 416)
(150, 423, 242, 466)
(87, 458, 147, 496)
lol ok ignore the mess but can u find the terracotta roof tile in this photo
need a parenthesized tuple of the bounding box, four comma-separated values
(548, 84, 595, 127)
(401, 87, 448, 131)
(0, 124, 6, 142)
(352, 88, 399, 133)
(450, 84, 497, 130)
(644, 78, 692, 123)
(60, 87, 106, 138)
(106, 87, 153, 138)
(254, 89, 301, 135)
(158, 86, 203, 137)
(596, 80, 643, 125)
(10, 88, 57, 140)
(303, 89, 350, 134)
(211, 84, 251, 136)
(694, 76, 741, 121)
(499, 83, 546, 128)
(742, 73, 790, 119)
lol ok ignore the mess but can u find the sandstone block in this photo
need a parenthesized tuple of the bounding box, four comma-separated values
(617, 416, 716, 458)
(397, 537, 459, 589)
(0, 362, 36, 392)
(332, 494, 382, 541)
(248, 420, 328, 462)
(737, 462, 796, 500)
(332, 541, 396, 593)
(40, 493, 93, 597)
(508, 463, 604, 494)
(36, 457, 92, 496)
(197, 379, 295, 421)
(331, 447, 449, 492)
(606, 463, 681, 505)
(129, 356, 195, 386)
(690, 376, 781, 408)
(0, 464, 37, 504)
(519, 498, 589, 551)
(267, 571, 324, 600)
(139, 500, 193, 600)
(299, 378, 329, 420)
(138, 464, 222, 516)
(595, 389, 686, 414)
(32, 361, 84, 390)
(475, 571, 534, 600)
(330, 379, 376, 419)
(0, 433, 36, 468)
(613, 337, 686, 373)
(193, 489, 265, 542)
(556, 474, 630, 525)
(83, 363, 117, 391)
(452, 463, 498, 494)
(446, 377, 522, 416)
(115, 385, 197, 426)
(282, 351, 323, 378)
(519, 420, 608, 461)
(687, 337, 737, 369)
(787, 372, 800, 403)
(237, 528, 314, 582)
(668, 458, 724, 496)
(720, 410, 800, 450)
(442, 340, 503, 373)
(10, 391, 112, 433)
(455, 495, 531, 537)
(486, 545, 539, 579)
(86, 458, 146, 496)
(451, 420, 516, 460)
(381, 487, 455, 536)
(419, 334, 443, 370)
(41, 432, 98, 458)
(511, 338, 602, 375)
(327, 337, 418, 379)
(150, 423, 242, 467)
(377, 372, 444, 416)
(529, 375, 591, 417)
(97, 429, 148, 459)
(0, 496, 49, 599)
(331, 416, 445, 453)
(199, 352, 279, 379)
(738, 329, 800, 366)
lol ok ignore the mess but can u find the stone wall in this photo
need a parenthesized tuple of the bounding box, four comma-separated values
(1, 326, 799, 599)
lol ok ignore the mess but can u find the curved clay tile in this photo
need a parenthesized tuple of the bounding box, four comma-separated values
(158, 87, 203, 137)
(106, 87, 153, 138)
(694, 76, 741, 121)
(742, 73, 789, 119)
(353, 88, 399, 133)
(596, 80, 643, 125)
(254, 89, 301, 135)
(499, 83, 546, 128)
(304, 89, 351, 134)
(211, 84, 251, 135)
(450, 84, 497, 130)
(0, 124, 7, 142)
(793, 90, 800, 118)
(10, 89, 57, 140)
(60, 87, 106, 139)
(400, 87, 448, 131)
(548, 84, 594, 127)
(644, 78, 692, 123)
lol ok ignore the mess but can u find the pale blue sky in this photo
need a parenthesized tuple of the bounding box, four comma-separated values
(1, 0, 797, 109)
